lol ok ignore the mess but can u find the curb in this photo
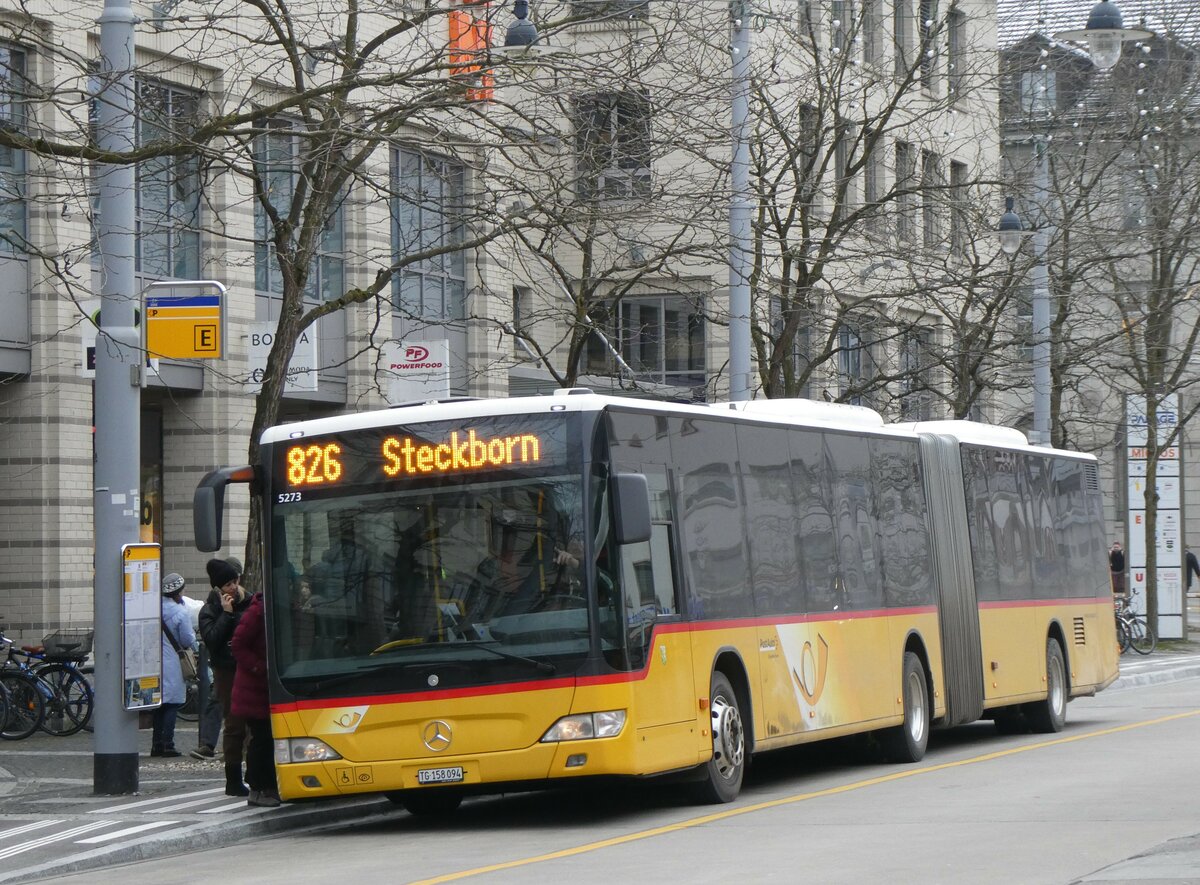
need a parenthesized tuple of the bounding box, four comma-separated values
(0, 795, 398, 884)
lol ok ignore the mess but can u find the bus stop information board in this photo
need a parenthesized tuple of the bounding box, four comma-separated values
(143, 280, 227, 360)
(122, 543, 162, 710)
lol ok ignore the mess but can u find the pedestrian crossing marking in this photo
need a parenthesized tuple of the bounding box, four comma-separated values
(76, 820, 179, 844)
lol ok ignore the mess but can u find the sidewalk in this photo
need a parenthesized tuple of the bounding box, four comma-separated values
(0, 720, 396, 883)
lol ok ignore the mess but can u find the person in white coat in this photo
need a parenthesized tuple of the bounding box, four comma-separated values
(153, 572, 196, 757)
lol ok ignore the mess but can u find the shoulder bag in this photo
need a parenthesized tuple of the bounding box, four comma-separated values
(162, 617, 199, 681)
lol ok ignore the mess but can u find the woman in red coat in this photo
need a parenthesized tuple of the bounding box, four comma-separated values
(231, 591, 279, 807)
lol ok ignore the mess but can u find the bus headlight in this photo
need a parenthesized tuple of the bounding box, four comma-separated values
(540, 710, 626, 742)
(275, 738, 343, 764)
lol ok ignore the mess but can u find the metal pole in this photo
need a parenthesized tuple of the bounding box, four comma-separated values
(93, 0, 141, 794)
(1030, 136, 1051, 447)
(728, 1, 752, 402)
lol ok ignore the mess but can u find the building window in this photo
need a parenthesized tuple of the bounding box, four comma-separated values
(136, 81, 201, 279)
(799, 103, 822, 212)
(893, 0, 913, 78)
(949, 160, 968, 255)
(571, 0, 650, 20)
(0, 45, 28, 255)
(1019, 70, 1056, 115)
(798, 0, 815, 35)
(391, 147, 467, 321)
(512, 285, 533, 357)
(574, 91, 652, 201)
(834, 126, 856, 221)
(922, 149, 941, 249)
(253, 120, 346, 301)
(838, 320, 873, 406)
(863, 130, 883, 231)
(587, 294, 705, 388)
(862, 0, 884, 67)
(919, 0, 938, 89)
(771, 296, 813, 397)
(831, 0, 855, 57)
(899, 329, 933, 420)
(895, 140, 916, 243)
(947, 7, 965, 99)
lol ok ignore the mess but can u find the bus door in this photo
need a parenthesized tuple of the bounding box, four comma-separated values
(615, 520, 694, 733)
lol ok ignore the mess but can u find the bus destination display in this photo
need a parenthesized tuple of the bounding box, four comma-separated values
(274, 416, 570, 499)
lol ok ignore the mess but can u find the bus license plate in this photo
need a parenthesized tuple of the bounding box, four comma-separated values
(417, 766, 464, 785)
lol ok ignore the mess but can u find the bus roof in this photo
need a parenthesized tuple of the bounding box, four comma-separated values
(260, 390, 1093, 461)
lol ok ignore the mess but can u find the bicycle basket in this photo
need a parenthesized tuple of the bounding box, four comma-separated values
(41, 628, 94, 661)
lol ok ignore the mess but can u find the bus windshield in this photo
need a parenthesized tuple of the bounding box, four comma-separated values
(267, 416, 591, 695)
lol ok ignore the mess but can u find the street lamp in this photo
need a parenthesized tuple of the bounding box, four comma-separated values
(996, 196, 1029, 256)
(1057, 0, 1152, 72)
(495, 0, 553, 65)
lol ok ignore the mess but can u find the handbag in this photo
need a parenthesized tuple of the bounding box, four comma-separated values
(162, 617, 199, 681)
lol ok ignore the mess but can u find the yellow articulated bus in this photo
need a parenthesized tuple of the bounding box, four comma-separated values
(193, 391, 1118, 813)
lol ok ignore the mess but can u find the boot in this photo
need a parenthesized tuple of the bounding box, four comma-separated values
(225, 765, 249, 797)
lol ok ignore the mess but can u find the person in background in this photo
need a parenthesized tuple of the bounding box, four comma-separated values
(184, 586, 221, 761)
(232, 586, 279, 807)
(153, 572, 196, 758)
(1110, 542, 1127, 598)
(199, 557, 254, 796)
(1187, 549, 1200, 593)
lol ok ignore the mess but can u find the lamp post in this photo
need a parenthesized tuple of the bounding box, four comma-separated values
(729, 1, 752, 401)
(995, 137, 1051, 447)
(995, 1, 1150, 446)
(93, 0, 142, 793)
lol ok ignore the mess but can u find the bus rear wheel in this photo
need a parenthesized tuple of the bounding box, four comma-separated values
(1024, 639, 1067, 734)
(387, 789, 463, 817)
(881, 651, 930, 763)
(692, 672, 745, 804)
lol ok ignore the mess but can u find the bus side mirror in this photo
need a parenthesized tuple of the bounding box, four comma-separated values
(613, 473, 651, 545)
(194, 465, 256, 552)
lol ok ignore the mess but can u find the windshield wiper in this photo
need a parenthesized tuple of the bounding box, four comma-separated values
(462, 640, 557, 673)
(284, 661, 418, 696)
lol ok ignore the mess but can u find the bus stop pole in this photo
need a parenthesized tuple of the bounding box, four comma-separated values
(92, 0, 141, 794)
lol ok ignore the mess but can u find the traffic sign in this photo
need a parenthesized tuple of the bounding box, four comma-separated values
(142, 281, 226, 360)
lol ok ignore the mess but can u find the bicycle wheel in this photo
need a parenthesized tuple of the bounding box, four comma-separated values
(36, 664, 93, 736)
(0, 671, 46, 740)
(1130, 618, 1158, 655)
(1116, 617, 1131, 655)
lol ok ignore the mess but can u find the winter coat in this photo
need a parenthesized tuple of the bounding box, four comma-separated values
(231, 592, 269, 720)
(160, 597, 196, 705)
(199, 588, 254, 671)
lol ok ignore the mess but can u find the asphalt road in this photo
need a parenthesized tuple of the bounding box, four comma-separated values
(36, 667, 1200, 885)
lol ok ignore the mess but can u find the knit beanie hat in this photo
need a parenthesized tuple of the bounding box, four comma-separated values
(206, 558, 239, 588)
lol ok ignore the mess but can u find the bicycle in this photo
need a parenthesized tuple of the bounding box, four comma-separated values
(0, 627, 93, 737)
(18, 628, 95, 735)
(1115, 592, 1157, 656)
(0, 634, 48, 740)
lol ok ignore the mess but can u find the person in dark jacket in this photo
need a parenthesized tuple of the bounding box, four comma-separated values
(199, 558, 254, 796)
(232, 590, 279, 807)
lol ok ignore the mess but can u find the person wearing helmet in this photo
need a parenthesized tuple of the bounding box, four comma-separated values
(154, 572, 196, 758)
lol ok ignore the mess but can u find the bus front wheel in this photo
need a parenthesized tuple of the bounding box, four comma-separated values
(1024, 639, 1067, 734)
(881, 651, 930, 763)
(692, 672, 745, 804)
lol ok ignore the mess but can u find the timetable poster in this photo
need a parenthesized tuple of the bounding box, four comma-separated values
(122, 543, 163, 710)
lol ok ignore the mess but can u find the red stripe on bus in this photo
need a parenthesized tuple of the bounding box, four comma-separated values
(271, 605, 942, 713)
